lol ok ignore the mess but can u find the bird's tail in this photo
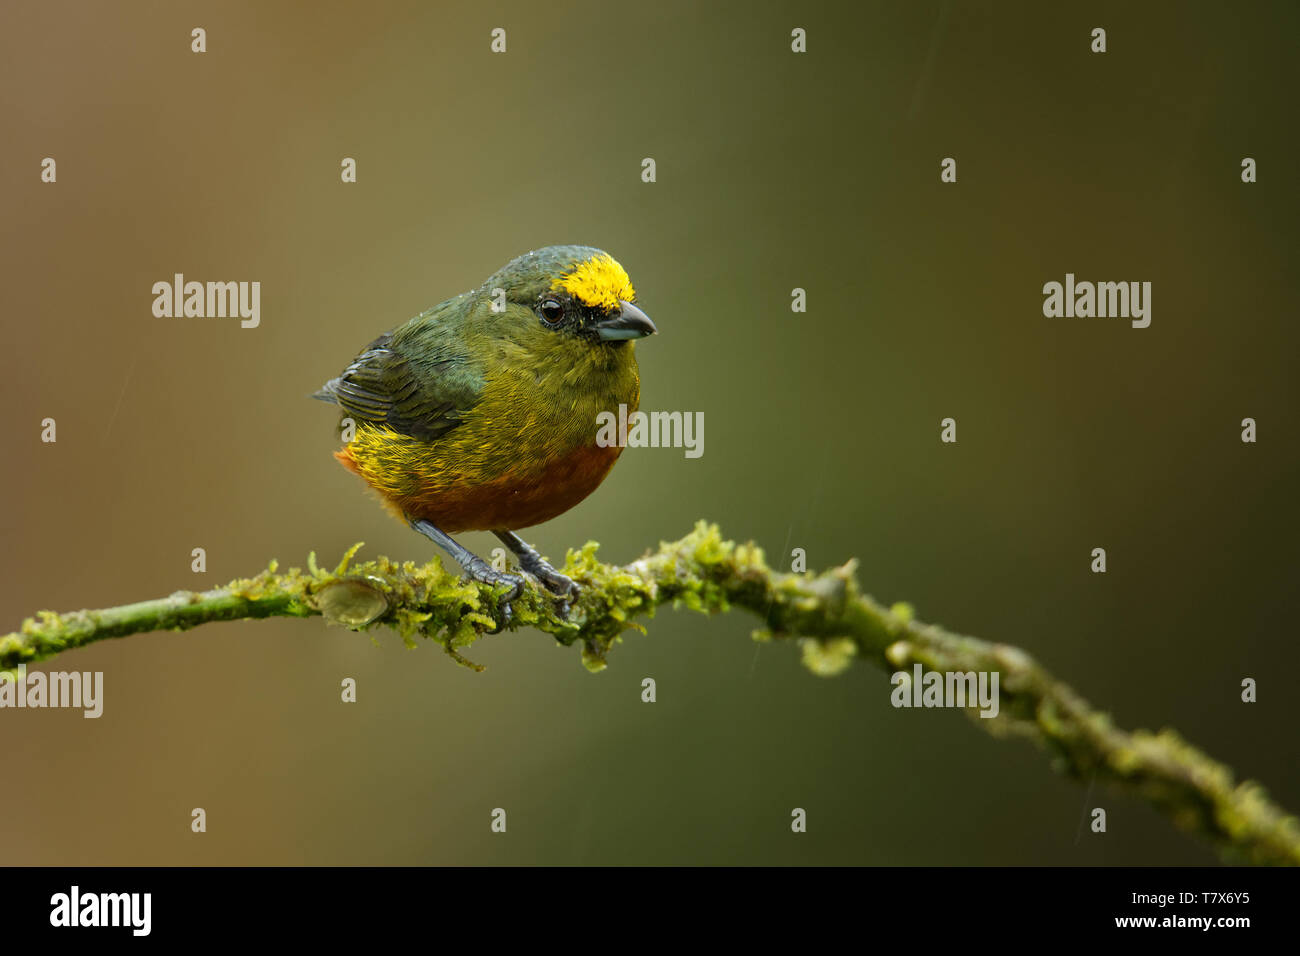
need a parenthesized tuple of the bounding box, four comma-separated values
(311, 378, 340, 403)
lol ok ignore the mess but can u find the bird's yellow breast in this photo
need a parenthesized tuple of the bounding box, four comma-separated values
(337, 338, 641, 533)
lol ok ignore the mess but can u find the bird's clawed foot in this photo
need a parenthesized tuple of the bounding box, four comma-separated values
(409, 518, 522, 633)
(519, 552, 579, 602)
(524, 560, 579, 620)
(460, 555, 525, 633)
(409, 519, 579, 631)
(496, 530, 579, 614)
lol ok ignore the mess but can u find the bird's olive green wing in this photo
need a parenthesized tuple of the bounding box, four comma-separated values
(319, 328, 483, 443)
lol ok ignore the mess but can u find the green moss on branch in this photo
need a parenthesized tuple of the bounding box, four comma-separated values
(2, 521, 1297, 865)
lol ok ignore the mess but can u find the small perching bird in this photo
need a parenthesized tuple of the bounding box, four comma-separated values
(314, 245, 656, 624)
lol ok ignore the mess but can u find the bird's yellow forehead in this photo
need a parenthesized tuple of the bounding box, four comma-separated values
(552, 254, 635, 311)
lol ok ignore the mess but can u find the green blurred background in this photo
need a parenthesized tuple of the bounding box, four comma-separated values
(2, 0, 1297, 864)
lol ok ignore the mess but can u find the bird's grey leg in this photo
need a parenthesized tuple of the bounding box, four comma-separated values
(409, 517, 523, 631)
(494, 530, 579, 600)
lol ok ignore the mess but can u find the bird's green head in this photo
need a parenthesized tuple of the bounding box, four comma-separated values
(478, 245, 657, 344)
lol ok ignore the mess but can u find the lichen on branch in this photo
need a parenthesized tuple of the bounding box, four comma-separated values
(2, 521, 1297, 865)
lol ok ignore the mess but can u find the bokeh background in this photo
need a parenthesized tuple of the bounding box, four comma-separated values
(2, 0, 1297, 865)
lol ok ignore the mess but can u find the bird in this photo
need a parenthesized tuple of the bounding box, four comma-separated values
(313, 245, 656, 625)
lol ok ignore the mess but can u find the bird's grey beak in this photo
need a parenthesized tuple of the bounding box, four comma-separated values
(594, 300, 657, 341)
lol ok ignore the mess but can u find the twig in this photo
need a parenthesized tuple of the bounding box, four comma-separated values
(2, 522, 1296, 864)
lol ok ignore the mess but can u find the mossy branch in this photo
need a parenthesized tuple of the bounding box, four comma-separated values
(2, 522, 1296, 865)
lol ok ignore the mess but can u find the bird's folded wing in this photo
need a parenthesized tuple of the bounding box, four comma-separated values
(328, 331, 482, 443)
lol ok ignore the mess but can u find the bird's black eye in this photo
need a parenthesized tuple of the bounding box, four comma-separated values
(539, 298, 564, 324)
